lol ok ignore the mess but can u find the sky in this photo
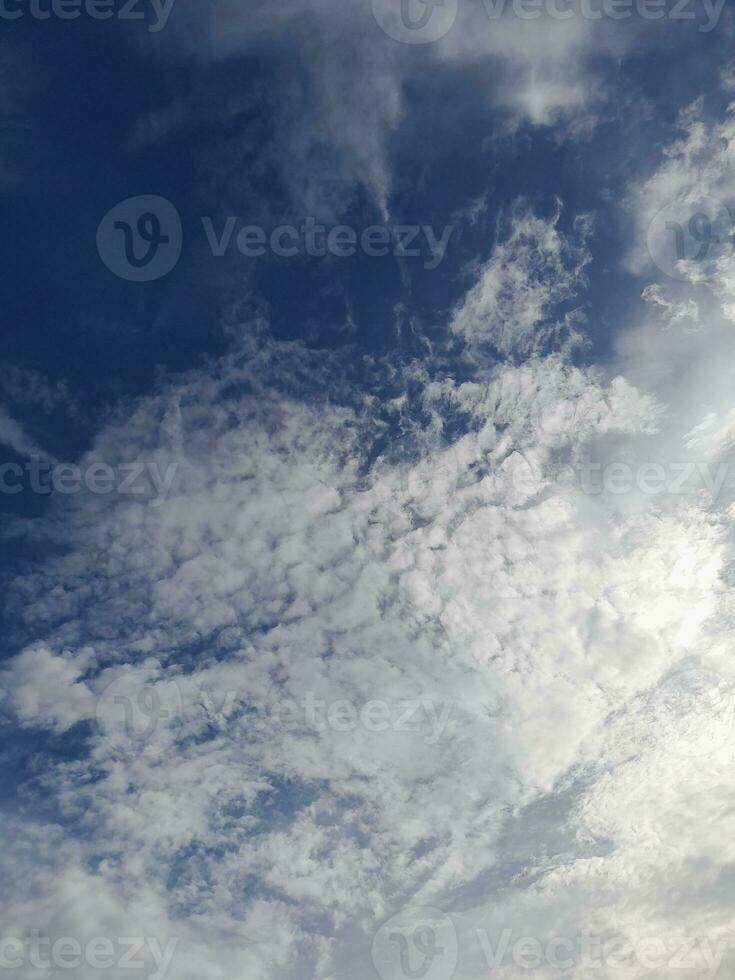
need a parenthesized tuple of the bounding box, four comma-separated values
(2, 1, 735, 978)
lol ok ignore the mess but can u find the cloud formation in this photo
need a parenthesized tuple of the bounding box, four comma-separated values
(5, 78, 735, 975)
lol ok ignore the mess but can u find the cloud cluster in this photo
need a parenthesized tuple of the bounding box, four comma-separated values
(5, 78, 735, 974)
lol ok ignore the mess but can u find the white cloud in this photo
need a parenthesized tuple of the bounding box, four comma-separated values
(450, 201, 592, 355)
(0, 406, 54, 461)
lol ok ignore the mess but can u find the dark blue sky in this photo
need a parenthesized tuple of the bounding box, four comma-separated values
(1, 4, 731, 444)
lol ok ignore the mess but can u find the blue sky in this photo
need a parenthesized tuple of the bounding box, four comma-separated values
(2, 2, 735, 979)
